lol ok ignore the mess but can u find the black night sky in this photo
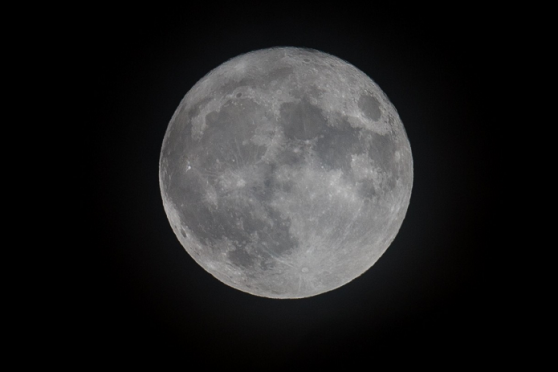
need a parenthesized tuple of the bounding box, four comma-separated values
(84, 3, 503, 366)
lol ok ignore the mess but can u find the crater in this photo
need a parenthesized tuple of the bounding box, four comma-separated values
(358, 94, 382, 121)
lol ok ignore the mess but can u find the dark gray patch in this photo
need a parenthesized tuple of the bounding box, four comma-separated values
(249, 163, 276, 202)
(257, 207, 297, 256)
(357, 180, 377, 200)
(165, 98, 282, 251)
(205, 199, 298, 270)
(358, 94, 381, 121)
(369, 133, 397, 174)
(170, 162, 298, 270)
(273, 145, 304, 170)
(186, 96, 214, 122)
(228, 247, 255, 268)
(236, 92, 242, 98)
(280, 99, 327, 140)
(198, 99, 268, 171)
(315, 118, 364, 171)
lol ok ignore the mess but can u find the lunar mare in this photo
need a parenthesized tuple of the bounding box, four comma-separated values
(159, 47, 412, 298)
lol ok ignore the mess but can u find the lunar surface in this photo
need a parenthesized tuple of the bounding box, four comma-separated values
(159, 47, 413, 298)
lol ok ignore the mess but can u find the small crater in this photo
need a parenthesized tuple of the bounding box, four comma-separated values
(236, 92, 242, 98)
(301, 267, 309, 273)
(303, 58, 310, 62)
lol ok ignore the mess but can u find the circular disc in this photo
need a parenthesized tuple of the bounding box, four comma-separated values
(159, 47, 413, 298)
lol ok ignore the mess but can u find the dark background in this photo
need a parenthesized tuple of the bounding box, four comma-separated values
(83, 3, 503, 366)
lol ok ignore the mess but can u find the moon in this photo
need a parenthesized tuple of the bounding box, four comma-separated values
(159, 47, 413, 299)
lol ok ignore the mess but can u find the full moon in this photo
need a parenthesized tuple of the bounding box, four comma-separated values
(159, 47, 413, 298)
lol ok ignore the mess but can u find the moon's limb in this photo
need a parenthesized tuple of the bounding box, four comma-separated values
(159, 47, 412, 298)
